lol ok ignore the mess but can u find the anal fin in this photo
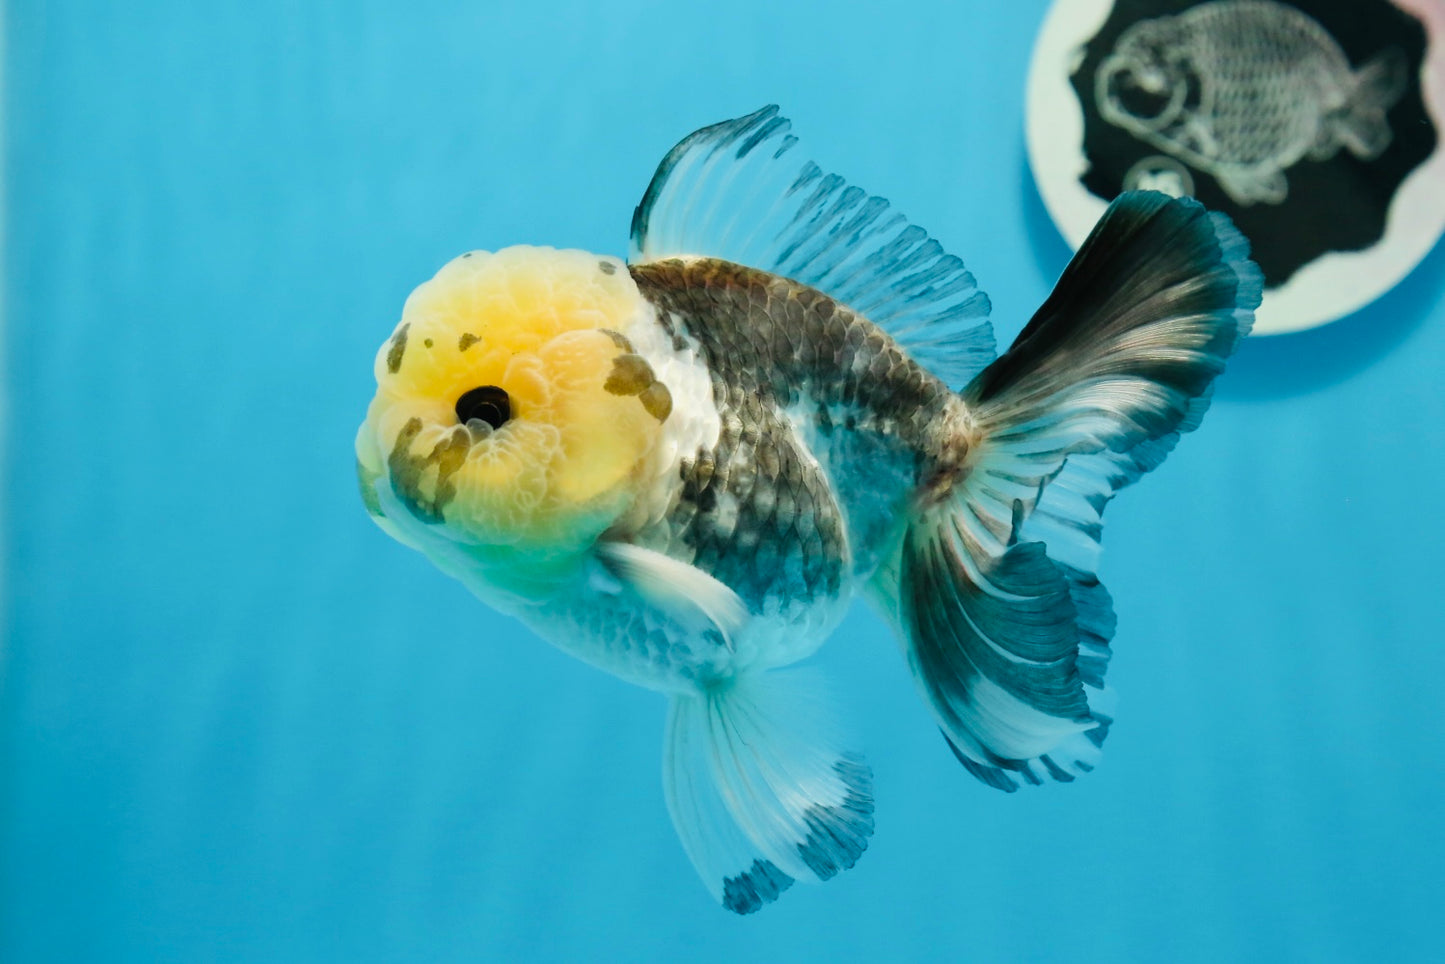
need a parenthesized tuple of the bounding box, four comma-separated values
(663, 669, 874, 913)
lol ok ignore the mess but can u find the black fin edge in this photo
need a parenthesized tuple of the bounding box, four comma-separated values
(796, 755, 876, 880)
(631, 105, 784, 255)
(722, 858, 795, 915)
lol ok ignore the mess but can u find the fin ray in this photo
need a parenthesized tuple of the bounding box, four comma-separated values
(596, 542, 749, 650)
(963, 193, 1259, 571)
(663, 669, 874, 912)
(663, 695, 796, 914)
(630, 105, 995, 388)
(896, 192, 1257, 791)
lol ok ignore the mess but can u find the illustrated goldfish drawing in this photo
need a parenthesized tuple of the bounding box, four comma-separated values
(356, 106, 1261, 913)
(1096, 0, 1408, 205)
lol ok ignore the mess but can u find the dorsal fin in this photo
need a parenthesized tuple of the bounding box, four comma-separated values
(630, 105, 996, 388)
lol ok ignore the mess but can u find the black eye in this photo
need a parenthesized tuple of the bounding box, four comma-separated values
(455, 385, 511, 429)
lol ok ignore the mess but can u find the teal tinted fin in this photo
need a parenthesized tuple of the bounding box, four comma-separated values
(630, 105, 995, 388)
(663, 669, 874, 914)
(898, 192, 1259, 790)
(899, 516, 1111, 791)
(963, 192, 1258, 577)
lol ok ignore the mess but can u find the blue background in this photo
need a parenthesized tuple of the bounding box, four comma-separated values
(4, 2, 1443, 961)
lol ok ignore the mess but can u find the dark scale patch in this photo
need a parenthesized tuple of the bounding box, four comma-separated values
(627, 257, 964, 607)
(629, 258, 953, 456)
(423, 337, 433, 349)
(673, 396, 847, 609)
(796, 755, 875, 880)
(385, 323, 410, 374)
(386, 418, 472, 523)
(678, 452, 719, 515)
(721, 859, 794, 915)
(458, 333, 480, 352)
(598, 259, 617, 275)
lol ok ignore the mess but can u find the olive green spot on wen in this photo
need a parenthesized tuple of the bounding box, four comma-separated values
(427, 427, 472, 512)
(604, 353, 656, 396)
(458, 333, 481, 352)
(600, 329, 634, 352)
(424, 338, 434, 349)
(387, 419, 428, 517)
(639, 382, 672, 422)
(386, 323, 410, 374)
(386, 418, 472, 523)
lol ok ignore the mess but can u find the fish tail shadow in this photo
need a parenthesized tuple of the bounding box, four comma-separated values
(886, 191, 1259, 791)
(1335, 46, 1410, 160)
(662, 667, 874, 913)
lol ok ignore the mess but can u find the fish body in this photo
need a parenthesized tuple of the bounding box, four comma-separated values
(356, 107, 1261, 913)
(1096, 0, 1409, 204)
(358, 250, 943, 691)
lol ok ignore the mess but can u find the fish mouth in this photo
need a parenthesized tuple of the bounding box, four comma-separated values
(455, 384, 512, 436)
(1096, 54, 1188, 133)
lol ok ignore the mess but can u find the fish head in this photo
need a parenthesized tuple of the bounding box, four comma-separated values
(356, 246, 672, 573)
(1096, 18, 1199, 139)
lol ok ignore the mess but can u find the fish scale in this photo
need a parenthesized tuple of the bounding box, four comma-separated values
(629, 258, 960, 609)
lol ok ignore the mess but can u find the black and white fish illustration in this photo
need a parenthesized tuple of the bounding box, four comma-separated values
(356, 107, 1261, 913)
(1096, 0, 1409, 204)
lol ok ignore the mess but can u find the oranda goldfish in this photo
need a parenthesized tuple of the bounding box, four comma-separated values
(356, 106, 1261, 913)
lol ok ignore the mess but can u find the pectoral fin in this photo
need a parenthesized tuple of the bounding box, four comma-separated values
(595, 542, 749, 650)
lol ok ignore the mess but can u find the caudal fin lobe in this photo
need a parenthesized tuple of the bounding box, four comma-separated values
(1335, 47, 1409, 160)
(897, 192, 1261, 791)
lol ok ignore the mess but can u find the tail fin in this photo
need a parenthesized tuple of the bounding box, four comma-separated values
(663, 669, 874, 914)
(897, 192, 1260, 791)
(1334, 47, 1409, 160)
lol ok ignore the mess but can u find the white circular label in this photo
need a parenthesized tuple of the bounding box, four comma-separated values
(1026, 0, 1445, 335)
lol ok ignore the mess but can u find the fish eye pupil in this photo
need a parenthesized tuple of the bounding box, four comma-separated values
(455, 385, 511, 430)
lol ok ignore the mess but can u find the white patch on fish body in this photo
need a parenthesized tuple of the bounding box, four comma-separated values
(605, 296, 723, 538)
(1096, 0, 1408, 204)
